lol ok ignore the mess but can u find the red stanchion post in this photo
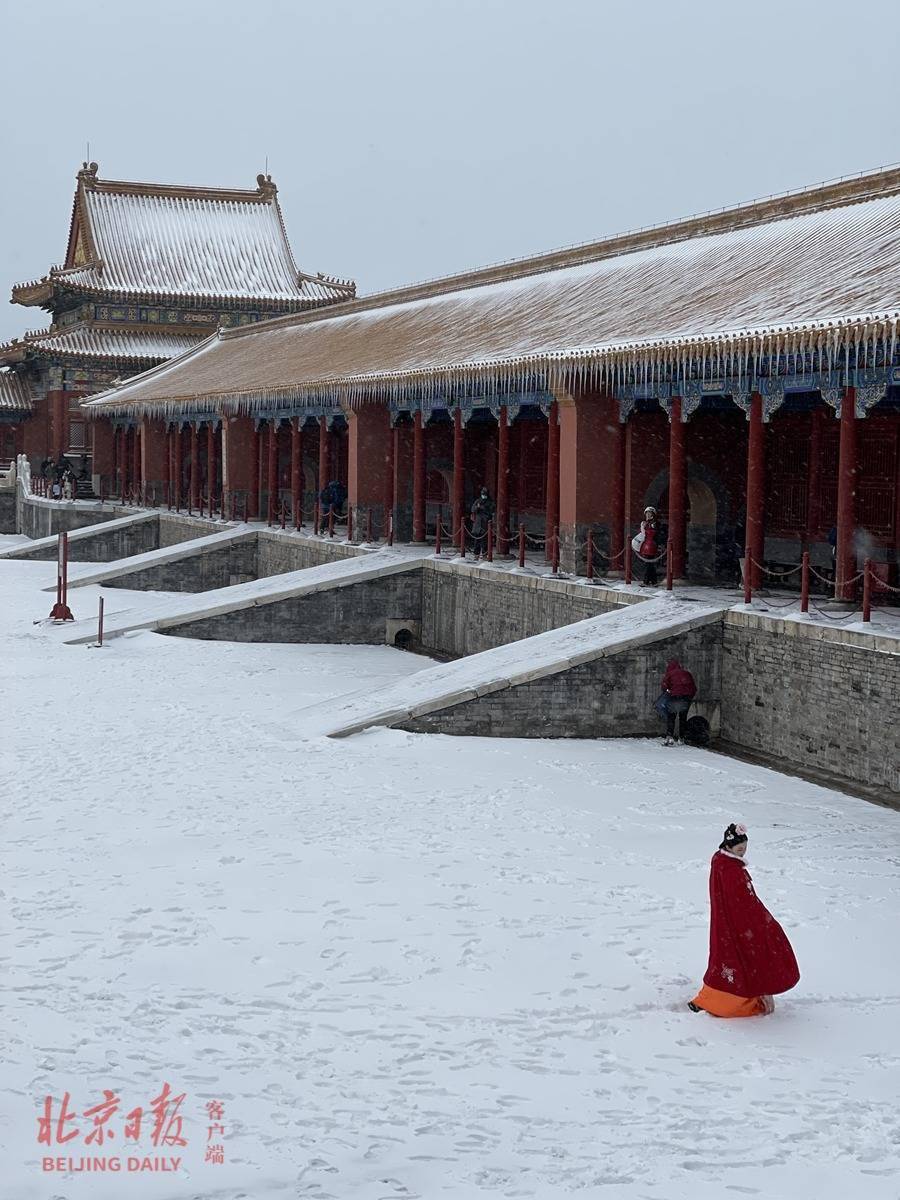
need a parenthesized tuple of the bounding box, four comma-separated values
(230, 491, 236, 522)
(862, 558, 872, 623)
(800, 550, 810, 614)
(743, 541, 752, 605)
(328, 508, 335, 538)
(49, 531, 74, 621)
(434, 514, 442, 556)
(459, 520, 466, 559)
(347, 504, 353, 542)
(367, 507, 373, 543)
(625, 537, 633, 585)
(314, 500, 320, 536)
(487, 520, 494, 562)
(586, 528, 594, 581)
(280, 500, 286, 530)
(242, 493, 248, 523)
(97, 596, 104, 647)
(518, 523, 526, 569)
(666, 541, 674, 591)
(388, 511, 394, 546)
(552, 526, 559, 574)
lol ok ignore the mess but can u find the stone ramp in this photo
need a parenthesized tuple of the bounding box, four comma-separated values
(63, 549, 431, 644)
(321, 595, 727, 738)
(49, 525, 257, 592)
(0, 511, 157, 561)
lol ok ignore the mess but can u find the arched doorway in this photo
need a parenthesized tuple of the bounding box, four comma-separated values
(648, 465, 730, 582)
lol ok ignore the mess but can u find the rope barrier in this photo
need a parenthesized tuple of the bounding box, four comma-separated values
(808, 600, 862, 621)
(749, 558, 803, 579)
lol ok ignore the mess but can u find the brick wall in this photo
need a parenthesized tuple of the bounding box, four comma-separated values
(102, 538, 259, 593)
(257, 531, 365, 578)
(166, 569, 423, 644)
(421, 561, 632, 657)
(399, 623, 723, 738)
(721, 613, 900, 793)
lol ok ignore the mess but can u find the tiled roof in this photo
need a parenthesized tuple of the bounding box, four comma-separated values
(13, 164, 355, 307)
(0, 369, 35, 413)
(16, 325, 203, 363)
(84, 166, 900, 416)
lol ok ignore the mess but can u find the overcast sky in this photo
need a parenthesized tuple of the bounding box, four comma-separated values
(1, 0, 898, 344)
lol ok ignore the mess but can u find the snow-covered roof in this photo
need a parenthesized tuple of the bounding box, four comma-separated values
(3, 325, 204, 365)
(12, 163, 355, 308)
(0, 368, 35, 413)
(85, 165, 900, 417)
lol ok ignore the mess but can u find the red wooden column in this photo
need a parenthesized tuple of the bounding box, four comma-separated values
(668, 396, 687, 579)
(413, 410, 426, 542)
(248, 423, 260, 518)
(383, 419, 395, 540)
(172, 424, 182, 506)
(610, 404, 626, 573)
(805, 406, 824, 541)
(496, 404, 510, 555)
(318, 415, 329, 494)
(267, 419, 278, 523)
(112, 425, 121, 496)
(132, 423, 142, 500)
(290, 418, 302, 522)
(164, 425, 173, 503)
(545, 400, 560, 559)
(347, 402, 391, 541)
(141, 417, 168, 503)
(207, 422, 217, 507)
(835, 386, 858, 601)
(189, 423, 199, 508)
(745, 392, 766, 589)
(452, 406, 464, 546)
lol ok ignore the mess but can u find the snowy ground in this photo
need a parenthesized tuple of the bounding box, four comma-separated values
(3, 536, 900, 1200)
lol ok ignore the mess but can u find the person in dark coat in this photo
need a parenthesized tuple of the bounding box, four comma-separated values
(635, 506, 661, 585)
(469, 487, 495, 559)
(660, 657, 696, 745)
(689, 823, 799, 1017)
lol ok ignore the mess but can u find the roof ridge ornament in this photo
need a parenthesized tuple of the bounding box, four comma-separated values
(78, 161, 99, 189)
(256, 173, 277, 199)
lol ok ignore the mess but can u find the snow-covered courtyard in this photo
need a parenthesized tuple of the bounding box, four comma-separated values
(3, 538, 899, 1200)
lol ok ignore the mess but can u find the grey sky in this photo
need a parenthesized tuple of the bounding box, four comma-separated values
(1, 0, 898, 344)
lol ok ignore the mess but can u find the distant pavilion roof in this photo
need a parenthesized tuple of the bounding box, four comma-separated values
(0, 368, 36, 414)
(0, 325, 203, 367)
(84, 165, 900, 418)
(12, 163, 355, 309)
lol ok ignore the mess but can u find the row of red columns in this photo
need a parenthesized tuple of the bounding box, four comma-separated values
(396, 402, 553, 555)
(101, 390, 862, 598)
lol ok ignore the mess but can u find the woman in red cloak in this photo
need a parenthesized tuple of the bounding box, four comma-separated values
(690, 823, 799, 1017)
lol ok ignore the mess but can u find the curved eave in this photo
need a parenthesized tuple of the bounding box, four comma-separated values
(11, 280, 55, 307)
(82, 310, 900, 420)
(40, 282, 346, 311)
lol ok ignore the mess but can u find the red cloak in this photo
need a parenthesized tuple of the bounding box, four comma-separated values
(703, 850, 799, 997)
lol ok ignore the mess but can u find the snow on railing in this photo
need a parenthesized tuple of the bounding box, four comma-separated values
(0, 458, 16, 491)
(15, 453, 30, 496)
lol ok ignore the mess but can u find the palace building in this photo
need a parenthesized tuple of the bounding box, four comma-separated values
(48, 166, 900, 597)
(0, 162, 354, 485)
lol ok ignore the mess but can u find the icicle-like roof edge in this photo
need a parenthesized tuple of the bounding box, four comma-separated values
(81, 310, 900, 419)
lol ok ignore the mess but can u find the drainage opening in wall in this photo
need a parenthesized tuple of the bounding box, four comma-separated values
(385, 618, 421, 653)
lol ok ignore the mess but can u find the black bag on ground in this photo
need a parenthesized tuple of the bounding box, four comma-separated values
(683, 715, 711, 746)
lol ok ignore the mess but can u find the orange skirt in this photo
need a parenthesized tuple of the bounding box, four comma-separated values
(691, 984, 766, 1018)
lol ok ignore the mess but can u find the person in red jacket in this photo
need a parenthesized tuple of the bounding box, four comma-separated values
(689, 823, 799, 1017)
(660, 657, 696, 745)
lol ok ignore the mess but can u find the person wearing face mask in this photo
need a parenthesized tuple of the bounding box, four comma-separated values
(688, 823, 799, 1017)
